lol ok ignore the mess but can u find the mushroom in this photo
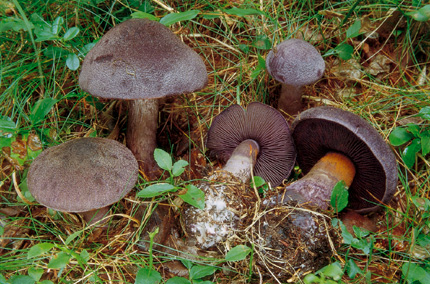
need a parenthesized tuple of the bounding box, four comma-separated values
(265, 38, 325, 115)
(206, 101, 297, 187)
(27, 137, 139, 223)
(79, 19, 208, 178)
(184, 102, 296, 248)
(281, 106, 398, 213)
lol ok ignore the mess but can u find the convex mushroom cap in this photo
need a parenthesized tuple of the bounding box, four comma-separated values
(79, 18, 208, 100)
(27, 137, 139, 219)
(206, 102, 296, 187)
(266, 39, 325, 114)
(291, 106, 398, 213)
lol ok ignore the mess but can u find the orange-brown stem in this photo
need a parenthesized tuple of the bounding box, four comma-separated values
(286, 152, 356, 209)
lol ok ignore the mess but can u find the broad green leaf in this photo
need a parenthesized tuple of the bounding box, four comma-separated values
(402, 262, 430, 283)
(346, 259, 362, 279)
(225, 245, 252, 261)
(418, 106, 430, 120)
(181, 259, 193, 269)
(160, 10, 200, 26)
(28, 266, 44, 282)
(30, 97, 58, 125)
(63, 27, 79, 41)
(80, 249, 90, 264)
(66, 53, 80, 70)
(407, 123, 421, 137)
(154, 148, 172, 171)
(251, 34, 271, 50)
(179, 185, 205, 209)
(43, 46, 69, 59)
(332, 218, 353, 244)
(346, 19, 361, 38)
(352, 226, 370, 239)
(420, 132, 430, 156)
(303, 273, 320, 284)
(165, 277, 191, 284)
(172, 160, 189, 177)
(9, 275, 34, 284)
(224, 7, 264, 16)
(136, 183, 176, 198)
(318, 262, 343, 280)
(406, 5, 430, 22)
(0, 17, 34, 33)
(39, 281, 54, 284)
(131, 11, 159, 21)
(47, 252, 71, 269)
(189, 265, 218, 280)
(389, 127, 414, 146)
(402, 138, 421, 168)
(336, 43, 354, 60)
(0, 116, 16, 131)
(251, 176, 266, 188)
(28, 243, 55, 258)
(51, 16, 64, 35)
(135, 267, 162, 284)
(80, 42, 96, 56)
(330, 180, 349, 213)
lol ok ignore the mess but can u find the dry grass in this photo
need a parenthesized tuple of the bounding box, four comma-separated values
(1, 0, 430, 283)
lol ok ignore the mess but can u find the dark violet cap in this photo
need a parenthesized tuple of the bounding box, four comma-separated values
(291, 106, 398, 213)
(206, 102, 296, 187)
(79, 18, 208, 100)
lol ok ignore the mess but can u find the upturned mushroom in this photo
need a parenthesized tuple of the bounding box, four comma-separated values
(79, 18, 208, 178)
(184, 102, 296, 248)
(280, 106, 398, 213)
(266, 38, 325, 115)
(27, 137, 139, 223)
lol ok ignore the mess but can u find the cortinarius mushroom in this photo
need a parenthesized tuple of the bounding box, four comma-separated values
(185, 102, 296, 248)
(27, 137, 139, 223)
(266, 38, 325, 115)
(206, 101, 296, 187)
(284, 106, 398, 213)
(79, 19, 208, 177)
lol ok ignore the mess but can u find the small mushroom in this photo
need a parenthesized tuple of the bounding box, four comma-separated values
(79, 19, 208, 177)
(184, 102, 296, 248)
(27, 137, 139, 223)
(266, 38, 325, 115)
(282, 106, 398, 213)
(206, 102, 297, 187)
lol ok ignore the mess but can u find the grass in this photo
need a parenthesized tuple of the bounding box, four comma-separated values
(1, 0, 430, 283)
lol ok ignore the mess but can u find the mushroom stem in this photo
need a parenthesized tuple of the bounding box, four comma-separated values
(220, 139, 260, 183)
(81, 206, 110, 224)
(126, 99, 159, 178)
(286, 152, 356, 209)
(278, 83, 303, 115)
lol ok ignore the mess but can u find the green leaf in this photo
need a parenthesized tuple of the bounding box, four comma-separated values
(402, 138, 421, 168)
(39, 281, 54, 284)
(135, 267, 162, 284)
(172, 160, 189, 177)
(66, 53, 80, 70)
(131, 11, 159, 21)
(47, 252, 71, 269)
(402, 262, 430, 283)
(189, 265, 218, 280)
(407, 123, 421, 137)
(29, 97, 58, 125)
(251, 176, 266, 188)
(160, 10, 200, 26)
(0, 17, 34, 33)
(352, 226, 370, 239)
(336, 43, 354, 60)
(179, 185, 205, 209)
(65, 230, 81, 245)
(63, 27, 79, 41)
(9, 275, 35, 284)
(0, 116, 17, 131)
(28, 266, 44, 282)
(165, 277, 191, 284)
(346, 259, 362, 279)
(406, 5, 430, 22)
(346, 19, 361, 38)
(28, 243, 55, 258)
(389, 127, 414, 146)
(330, 181, 349, 213)
(251, 34, 271, 50)
(225, 245, 252, 261)
(420, 132, 430, 156)
(317, 262, 343, 280)
(224, 7, 264, 16)
(418, 106, 430, 120)
(51, 16, 64, 35)
(154, 148, 173, 171)
(136, 183, 176, 198)
(79, 249, 90, 264)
